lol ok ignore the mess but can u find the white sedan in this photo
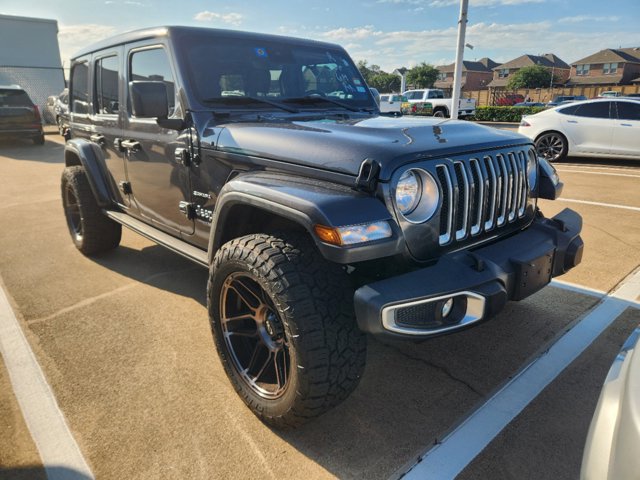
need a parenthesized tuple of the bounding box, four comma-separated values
(518, 98, 640, 161)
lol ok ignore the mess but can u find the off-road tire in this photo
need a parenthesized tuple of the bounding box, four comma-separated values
(61, 166, 121, 255)
(208, 233, 367, 428)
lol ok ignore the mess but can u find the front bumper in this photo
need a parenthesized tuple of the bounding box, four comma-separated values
(354, 208, 583, 339)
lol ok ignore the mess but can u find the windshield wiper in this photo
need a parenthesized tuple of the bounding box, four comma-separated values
(201, 96, 299, 113)
(283, 96, 367, 113)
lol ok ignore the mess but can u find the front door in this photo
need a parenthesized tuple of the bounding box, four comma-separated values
(122, 44, 193, 235)
(561, 101, 613, 155)
(612, 101, 640, 157)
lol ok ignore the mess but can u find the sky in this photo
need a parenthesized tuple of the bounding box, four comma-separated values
(2, 0, 639, 72)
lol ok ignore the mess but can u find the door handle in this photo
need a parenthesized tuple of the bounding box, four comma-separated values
(120, 139, 141, 152)
(90, 134, 106, 146)
(567, 120, 578, 124)
(620, 123, 632, 127)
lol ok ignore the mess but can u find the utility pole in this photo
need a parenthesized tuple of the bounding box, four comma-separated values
(450, 0, 469, 120)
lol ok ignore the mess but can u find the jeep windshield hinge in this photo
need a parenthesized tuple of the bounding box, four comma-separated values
(355, 158, 381, 193)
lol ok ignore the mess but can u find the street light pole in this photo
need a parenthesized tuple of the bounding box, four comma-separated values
(450, 0, 469, 120)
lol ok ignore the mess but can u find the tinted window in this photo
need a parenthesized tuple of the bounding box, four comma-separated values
(129, 48, 175, 114)
(405, 91, 424, 100)
(557, 104, 580, 116)
(573, 102, 611, 119)
(95, 56, 119, 114)
(616, 101, 640, 121)
(427, 90, 444, 99)
(0, 89, 33, 107)
(71, 62, 89, 114)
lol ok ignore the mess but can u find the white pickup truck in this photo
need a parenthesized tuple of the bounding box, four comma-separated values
(401, 88, 476, 118)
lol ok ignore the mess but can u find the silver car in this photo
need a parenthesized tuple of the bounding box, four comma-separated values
(581, 326, 640, 479)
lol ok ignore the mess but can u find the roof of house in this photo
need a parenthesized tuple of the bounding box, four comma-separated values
(436, 57, 499, 73)
(566, 74, 625, 85)
(493, 53, 570, 70)
(572, 47, 640, 66)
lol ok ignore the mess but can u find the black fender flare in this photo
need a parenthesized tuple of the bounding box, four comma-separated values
(207, 172, 404, 264)
(64, 139, 114, 208)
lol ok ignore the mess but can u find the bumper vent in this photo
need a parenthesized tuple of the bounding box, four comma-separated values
(437, 151, 530, 246)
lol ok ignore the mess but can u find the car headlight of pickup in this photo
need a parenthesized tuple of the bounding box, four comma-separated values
(395, 168, 439, 223)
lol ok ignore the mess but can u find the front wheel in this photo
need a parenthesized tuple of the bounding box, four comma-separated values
(535, 132, 567, 162)
(208, 233, 367, 428)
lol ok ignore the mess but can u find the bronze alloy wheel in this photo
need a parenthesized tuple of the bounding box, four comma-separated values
(219, 272, 290, 399)
(63, 183, 83, 241)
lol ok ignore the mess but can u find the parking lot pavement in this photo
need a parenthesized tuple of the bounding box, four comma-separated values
(0, 136, 638, 479)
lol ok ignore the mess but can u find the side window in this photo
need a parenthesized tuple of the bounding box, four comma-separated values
(557, 104, 580, 116)
(129, 47, 175, 115)
(95, 56, 119, 115)
(71, 61, 89, 114)
(616, 102, 640, 121)
(573, 102, 611, 119)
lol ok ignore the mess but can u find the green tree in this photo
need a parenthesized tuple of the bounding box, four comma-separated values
(368, 72, 401, 92)
(507, 65, 555, 89)
(357, 60, 401, 92)
(406, 63, 438, 89)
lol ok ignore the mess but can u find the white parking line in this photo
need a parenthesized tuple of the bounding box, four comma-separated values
(0, 279, 94, 480)
(556, 198, 640, 213)
(555, 169, 640, 179)
(559, 165, 640, 173)
(401, 269, 640, 480)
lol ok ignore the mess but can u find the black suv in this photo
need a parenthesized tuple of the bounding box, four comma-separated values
(0, 85, 44, 145)
(61, 26, 583, 427)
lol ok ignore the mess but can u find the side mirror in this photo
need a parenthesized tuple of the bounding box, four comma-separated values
(129, 81, 169, 118)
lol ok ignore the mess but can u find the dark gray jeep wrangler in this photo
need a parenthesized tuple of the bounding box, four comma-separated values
(61, 26, 583, 427)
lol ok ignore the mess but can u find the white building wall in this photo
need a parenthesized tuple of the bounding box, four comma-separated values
(0, 14, 66, 123)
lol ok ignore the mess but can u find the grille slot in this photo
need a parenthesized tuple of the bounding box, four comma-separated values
(437, 149, 531, 246)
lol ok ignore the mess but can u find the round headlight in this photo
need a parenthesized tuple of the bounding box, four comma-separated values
(396, 170, 422, 215)
(527, 149, 538, 190)
(395, 169, 440, 223)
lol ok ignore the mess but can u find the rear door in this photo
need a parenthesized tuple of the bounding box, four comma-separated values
(91, 48, 131, 208)
(121, 43, 194, 235)
(612, 101, 640, 157)
(69, 58, 92, 141)
(560, 101, 614, 154)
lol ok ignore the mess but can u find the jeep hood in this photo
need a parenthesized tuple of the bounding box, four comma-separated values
(211, 115, 531, 181)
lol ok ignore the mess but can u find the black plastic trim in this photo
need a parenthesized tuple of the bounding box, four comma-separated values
(354, 208, 583, 340)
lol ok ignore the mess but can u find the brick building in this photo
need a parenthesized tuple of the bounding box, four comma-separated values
(487, 53, 570, 89)
(567, 47, 640, 87)
(434, 57, 499, 92)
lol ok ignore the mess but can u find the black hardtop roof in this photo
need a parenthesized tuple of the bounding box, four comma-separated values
(72, 25, 343, 61)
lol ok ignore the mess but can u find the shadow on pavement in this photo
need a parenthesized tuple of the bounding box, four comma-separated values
(90, 244, 208, 307)
(0, 138, 65, 163)
(0, 465, 91, 480)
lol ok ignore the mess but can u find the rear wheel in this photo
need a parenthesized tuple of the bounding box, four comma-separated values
(433, 108, 447, 118)
(61, 166, 121, 255)
(535, 132, 567, 162)
(208, 233, 367, 428)
(32, 134, 45, 145)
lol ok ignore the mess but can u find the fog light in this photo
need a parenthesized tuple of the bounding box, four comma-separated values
(442, 298, 454, 318)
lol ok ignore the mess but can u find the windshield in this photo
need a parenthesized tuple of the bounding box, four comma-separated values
(176, 32, 376, 111)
